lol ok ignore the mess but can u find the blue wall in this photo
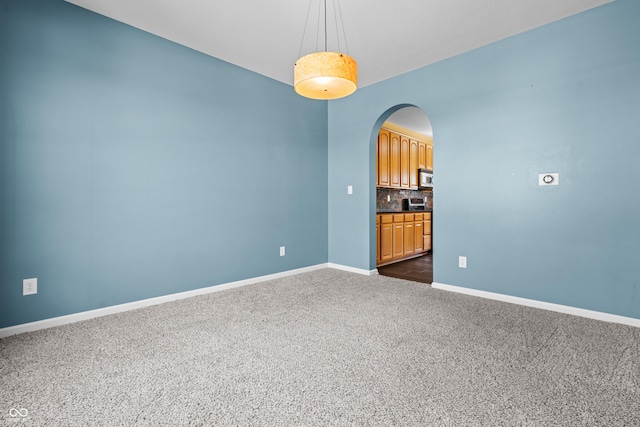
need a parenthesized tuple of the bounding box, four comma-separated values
(0, 0, 328, 328)
(328, 0, 640, 319)
(3, 0, 639, 329)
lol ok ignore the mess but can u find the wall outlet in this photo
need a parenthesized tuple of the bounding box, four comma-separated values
(280, 246, 285, 257)
(23, 278, 37, 295)
(387, 195, 391, 202)
(458, 256, 467, 269)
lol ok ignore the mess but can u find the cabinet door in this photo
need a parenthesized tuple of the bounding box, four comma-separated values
(390, 132, 401, 187)
(380, 222, 393, 262)
(423, 219, 432, 235)
(392, 223, 404, 258)
(414, 220, 424, 253)
(376, 219, 381, 264)
(423, 215, 432, 252)
(400, 135, 411, 188)
(418, 141, 427, 170)
(379, 215, 393, 262)
(403, 221, 414, 256)
(410, 139, 419, 188)
(377, 129, 390, 187)
(424, 235, 432, 251)
(426, 143, 434, 171)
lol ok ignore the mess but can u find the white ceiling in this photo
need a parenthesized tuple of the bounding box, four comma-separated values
(386, 107, 433, 137)
(66, 0, 612, 90)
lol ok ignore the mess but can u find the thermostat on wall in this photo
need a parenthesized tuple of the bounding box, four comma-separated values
(538, 172, 559, 186)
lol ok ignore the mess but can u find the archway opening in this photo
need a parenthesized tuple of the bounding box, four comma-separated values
(370, 105, 434, 283)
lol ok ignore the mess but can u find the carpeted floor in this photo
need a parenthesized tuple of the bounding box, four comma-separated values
(1, 268, 639, 426)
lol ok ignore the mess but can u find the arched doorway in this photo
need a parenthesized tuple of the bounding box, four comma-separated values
(371, 105, 434, 283)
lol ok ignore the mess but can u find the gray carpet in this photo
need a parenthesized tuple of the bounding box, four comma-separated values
(1, 268, 639, 426)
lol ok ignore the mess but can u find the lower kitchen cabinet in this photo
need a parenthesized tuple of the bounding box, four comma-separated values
(392, 215, 404, 259)
(423, 212, 432, 251)
(403, 214, 414, 256)
(377, 212, 432, 267)
(379, 215, 393, 263)
(414, 213, 424, 253)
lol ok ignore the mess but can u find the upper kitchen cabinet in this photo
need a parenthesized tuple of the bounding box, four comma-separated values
(377, 129, 391, 187)
(400, 135, 411, 189)
(376, 124, 433, 188)
(409, 139, 419, 188)
(389, 131, 401, 187)
(418, 141, 427, 170)
(377, 129, 403, 188)
(418, 141, 433, 172)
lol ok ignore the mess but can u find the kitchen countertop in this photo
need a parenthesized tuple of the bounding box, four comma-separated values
(377, 209, 432, 214)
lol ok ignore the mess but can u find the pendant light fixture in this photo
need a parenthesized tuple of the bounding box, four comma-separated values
(294, 0, 357, 100)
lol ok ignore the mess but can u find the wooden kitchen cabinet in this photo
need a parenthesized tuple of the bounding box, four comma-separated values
(423, 212, 432, 251)
(418, 141, 427, 170)
(410, 139, 419, 188)
(392, 215, 404, 259)
(377, 129, 390, 187)
(400, 135, 411, 188)
(426, 143, 434, 171)
(403, 214, 414, 256)
(389, 131, 401, 187)
(377, 126, 432, 189)
(414, 213, 424, 253)
(376, 215, 381, 264)
(377, 212, 432, 266)
(379, 215, 393, 262)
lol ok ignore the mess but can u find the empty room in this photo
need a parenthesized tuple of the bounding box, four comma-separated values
(1, 0, 639, 425)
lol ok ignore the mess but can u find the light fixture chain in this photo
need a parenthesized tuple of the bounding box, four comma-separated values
(332, 0, 341, 53)
(297, 0, 314, 60)
(298, 0, 350, 57)
(336, 0, 349, 55)
(316, 0, 322, 53)
(324, 0, 328, 52)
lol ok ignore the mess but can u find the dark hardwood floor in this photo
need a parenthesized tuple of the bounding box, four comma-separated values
(377, 254, 433, 284)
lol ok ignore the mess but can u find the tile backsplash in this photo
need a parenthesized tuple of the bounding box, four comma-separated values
(377, 188, 433, 211)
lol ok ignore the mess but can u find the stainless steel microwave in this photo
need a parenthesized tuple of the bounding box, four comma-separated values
(418, 169, 433, 189)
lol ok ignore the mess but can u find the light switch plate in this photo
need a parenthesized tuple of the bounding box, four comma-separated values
(458, 256, 467, 269)
(347, 185, 353, 195)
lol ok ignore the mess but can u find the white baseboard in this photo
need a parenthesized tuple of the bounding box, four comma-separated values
(431, 282, 640, 328)
(0, 263, 328, 338)
(327, 263, 378, 276)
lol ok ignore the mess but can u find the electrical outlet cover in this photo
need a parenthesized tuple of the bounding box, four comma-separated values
(23, 278, 37, 295)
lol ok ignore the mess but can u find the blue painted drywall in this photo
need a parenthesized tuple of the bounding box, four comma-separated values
(328, 0, 640, 319)
(0, 0, 328, 328)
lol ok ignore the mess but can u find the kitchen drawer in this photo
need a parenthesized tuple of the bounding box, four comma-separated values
(381, 214, 393, 224)
(393, 214, 405, 223)
(404, 214, 414, 222)
(414, 213, 423, 221)
(423, 212, 432, 220)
